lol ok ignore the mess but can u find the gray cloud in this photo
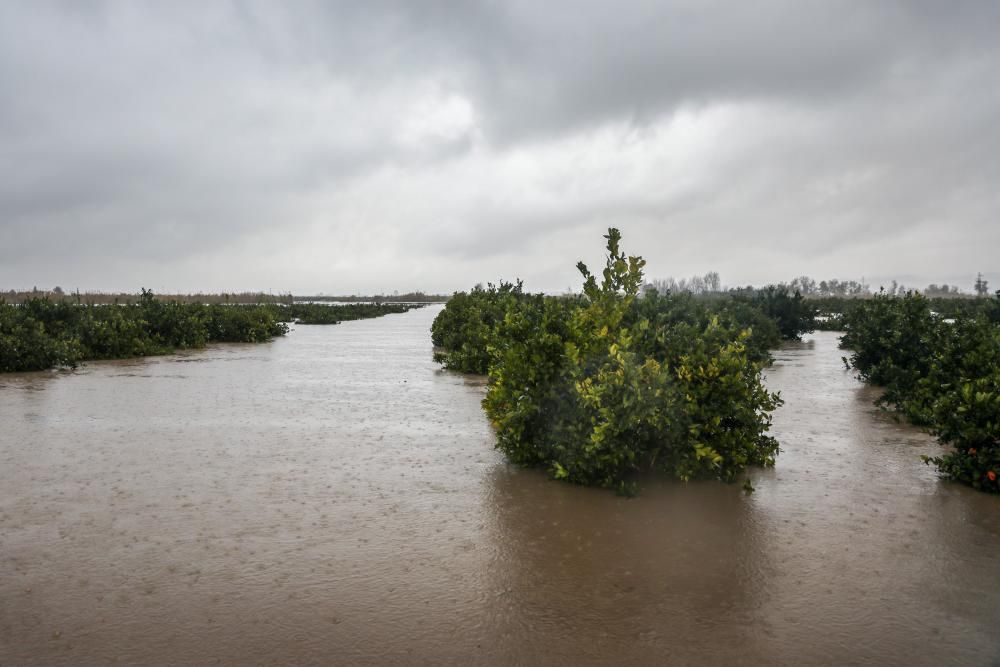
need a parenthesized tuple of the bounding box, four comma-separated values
(0, 1, 997, 294)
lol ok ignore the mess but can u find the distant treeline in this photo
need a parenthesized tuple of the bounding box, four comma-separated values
(646, 272, 992, 299)
(0, 290, 422, 372)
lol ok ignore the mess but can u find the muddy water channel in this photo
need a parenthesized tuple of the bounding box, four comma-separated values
(2, 306, 999, 665)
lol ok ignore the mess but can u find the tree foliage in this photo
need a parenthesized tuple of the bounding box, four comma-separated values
(430, 281, 528, 374)
(730, 285, 817, 341)
(841, 291, 1000, 493)
(0, 292, 420, 373)
(432, 229, 782, 493)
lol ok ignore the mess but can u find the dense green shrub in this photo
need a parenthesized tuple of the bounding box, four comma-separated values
(0, 315, 84, 371)
(840, 290, 942, 419)
(812, 313, 846, 331)
(0, 294, 419, 373)
(842, 291, 1000, 493)
(0, 292, 287, 372)
(431, 279, 792, 379)
(926, 295, 998, 321)
(918, 317, 1000, 492)
(282, 302, 417, 324)
(208, 305, 288, 343)
(434, 229, 782, 493)
(812, 294, 995, 331)
(730, 285, 817, 340)
(430, 281, 529, 374)
(631, 291, 782, 364)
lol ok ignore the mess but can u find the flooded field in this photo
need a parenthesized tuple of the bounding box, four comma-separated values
(2, 306, 999, 665)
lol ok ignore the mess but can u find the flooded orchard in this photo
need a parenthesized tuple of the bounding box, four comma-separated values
(2, 306, 999, 665)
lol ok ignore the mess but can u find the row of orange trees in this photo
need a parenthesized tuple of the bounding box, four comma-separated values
(432, 229, 814, 493)
(841, 291, 1000, 493)
(0, 291, 420, 372)
(282, 302, 416, 324)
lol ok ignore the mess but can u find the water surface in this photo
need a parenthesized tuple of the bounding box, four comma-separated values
(2, 308, 998, 665)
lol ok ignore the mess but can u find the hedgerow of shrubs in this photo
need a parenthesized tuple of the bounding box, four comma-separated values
(430, 281, 532, 374)
(283, 302, 418, 325)
(432, 229, 783, 493)
(730, 285, 817, 341)
(811, 294, 995, 333)
(841, 290, 1000, 493)
(0, 291, 425, 373)
(0, 289, 290, 372)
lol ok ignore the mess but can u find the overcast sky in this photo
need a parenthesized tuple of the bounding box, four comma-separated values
(1, 1, 998, 295)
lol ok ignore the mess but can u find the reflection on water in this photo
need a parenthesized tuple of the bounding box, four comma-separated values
(1, 311, 998, 665)
(482, 468, 766, 663)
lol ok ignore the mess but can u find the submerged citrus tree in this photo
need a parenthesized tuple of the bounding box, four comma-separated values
(842, 291, 1000, 493)
(434, 229, 782, 493)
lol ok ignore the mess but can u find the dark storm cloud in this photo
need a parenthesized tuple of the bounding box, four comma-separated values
(0, 1, 997, 292)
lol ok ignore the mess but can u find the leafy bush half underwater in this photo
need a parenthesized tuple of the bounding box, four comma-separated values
(433, 229, 782, 493)
(1, 290, 291, 372)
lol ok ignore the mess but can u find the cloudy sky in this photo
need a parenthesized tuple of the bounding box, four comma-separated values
(1, 1, 997, 295)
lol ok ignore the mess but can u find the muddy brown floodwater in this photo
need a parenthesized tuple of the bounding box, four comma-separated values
(1, 306, 999, 665)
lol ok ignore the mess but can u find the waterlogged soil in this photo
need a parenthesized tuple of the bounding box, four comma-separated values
(1, 307, 999, 665)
